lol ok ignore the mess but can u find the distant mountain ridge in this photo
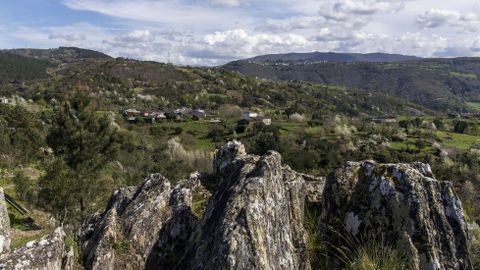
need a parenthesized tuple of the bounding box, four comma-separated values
(247, 51, 421, 64)
(2, 47, 111, 65)
(224, 55, 480, 112)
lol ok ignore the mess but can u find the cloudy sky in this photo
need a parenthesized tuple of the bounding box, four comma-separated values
(2, 0, 480, 65)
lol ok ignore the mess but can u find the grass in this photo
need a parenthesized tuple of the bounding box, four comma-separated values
(191, 194, 209, 218)
(450, 72, 478, 80)
(325, 229, 409, 270)
(11, 234, 44, 250)
(151, 121, 216, 151)
(278, 121, 307, 136)
(466, 102, 480, 112)
(112, 239, 131, 253)
(348, 244, 407, 270)
(435, 131, 480, 150)
(305, 126, 325, 135)
(470, 224, 480, 269)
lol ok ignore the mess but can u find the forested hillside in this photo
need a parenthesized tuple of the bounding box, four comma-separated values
(248, 51, 420, 63)
(3, 47, 111, 65)
(224, 58, 480, 112)
(1, 55, 427, 117)
(0, 52, 49, 83)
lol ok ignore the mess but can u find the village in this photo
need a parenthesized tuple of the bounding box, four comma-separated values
(122, 107, 273, 132)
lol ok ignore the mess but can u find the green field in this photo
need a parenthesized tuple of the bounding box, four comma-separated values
(466, 102, 480, 112)
(436, 131, 480, 150)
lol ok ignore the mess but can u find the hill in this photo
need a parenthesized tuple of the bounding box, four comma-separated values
(248, 51, 420, 64)
(11, 57, 428, 117)
(0, 52, 50, 84)
(3, 47, 111, 65)
(224, 57, 480, 112)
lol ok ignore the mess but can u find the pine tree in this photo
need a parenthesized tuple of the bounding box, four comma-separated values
(41, 89, 119, 221)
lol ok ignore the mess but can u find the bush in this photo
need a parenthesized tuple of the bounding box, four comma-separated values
(470, 223, 480, 269)
(13, 172, 37, 206)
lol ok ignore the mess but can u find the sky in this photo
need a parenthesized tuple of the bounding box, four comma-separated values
(2, 0, 480, 65)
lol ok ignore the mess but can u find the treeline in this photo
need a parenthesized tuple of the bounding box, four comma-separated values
(0, 52, 49, 83)
(0, 104, 45, 167)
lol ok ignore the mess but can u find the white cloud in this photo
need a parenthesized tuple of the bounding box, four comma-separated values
(319, 0, 404, 21)
(113, 30, 156, 43)
(4, 0, 480, 64)
(63, 0, 248, 28)
(49, 33, 86, 42)
(416, 9, 480, 32)
(209, 0, 241, 7)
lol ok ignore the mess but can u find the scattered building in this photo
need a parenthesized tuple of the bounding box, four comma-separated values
(192, 109, 206, 121)
(123, 107, 211, 123)
(371, 117, 397, 124)
(0, 97, 15, 105)
(241, 111, 258, 120)
(237, 111, 272, 132)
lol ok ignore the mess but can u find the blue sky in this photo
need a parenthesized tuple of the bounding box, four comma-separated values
(2, 0, 480, 65)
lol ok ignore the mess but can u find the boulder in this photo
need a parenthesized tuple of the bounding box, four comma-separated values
(80, 141, 324, 270)
(0, 227, 67, 270)
(0, 189, 10, 255)
(320, 161, 473, 270)
(79, 174, 173, 270)
(177, 141, 315, 270)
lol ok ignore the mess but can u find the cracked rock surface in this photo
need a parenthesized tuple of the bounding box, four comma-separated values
(320, 161, 473, 270)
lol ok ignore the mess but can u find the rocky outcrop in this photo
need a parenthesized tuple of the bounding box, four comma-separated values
(320, 161, 473, 270)
(79, 174, 174, 270)
(177, 142, 314, 270)
(79, 141, 323, 270)
(0, 189, 10, 255)
(0, 188, 71, 269)
(77, 141, 473, 270)
(0, 227, 68, 270)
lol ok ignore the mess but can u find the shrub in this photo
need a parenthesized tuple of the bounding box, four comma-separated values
(470, 223, 480, 269)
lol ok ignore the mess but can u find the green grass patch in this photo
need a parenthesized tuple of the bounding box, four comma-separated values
(278, 121, 307, 136)
(113, 239, 131, 253)
(466, 102, 480, 112)
(305, 126, 325, 135)
(450, 72, 478, 80)
(11, 234, 43, 250)
(436, 131, 480, 150)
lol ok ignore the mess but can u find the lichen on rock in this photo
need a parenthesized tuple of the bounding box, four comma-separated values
(320, 161, 473, 270)
(0, 227, 68, 270)
(0, 189, 10, 255)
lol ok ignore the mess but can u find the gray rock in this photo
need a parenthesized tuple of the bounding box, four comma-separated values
(0, 227, 66, 270)
(0, 189, 10, 255)
(79, 174, 173, 270)
(80, 141, 323, 270)
(320, 161, 473, 270)
(178, 147, 313, 270)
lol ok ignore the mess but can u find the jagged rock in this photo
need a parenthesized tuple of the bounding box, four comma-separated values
(79, 171, 212, 270)
(320, 161, 473, 270)
(300, 173, 326, 204)
(0, 189, 10, 255)
(79, 174, 173, 270)
(77, 141, 326, 270)
(177, 143, 313, 270)
(62, 246, 74, 270)
(0, 227, 67, 270)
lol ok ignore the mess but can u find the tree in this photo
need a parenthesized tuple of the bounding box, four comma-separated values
(41, 90, 119, 220)
(38, 158, 76, 222)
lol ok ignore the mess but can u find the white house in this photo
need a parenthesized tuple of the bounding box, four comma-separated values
(241, 111, 258, 120)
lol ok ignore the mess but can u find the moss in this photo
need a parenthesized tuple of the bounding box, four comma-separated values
(10, 234, 43, 250)
(191, 192, 209, 218)
(112, 239, 131, 253)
